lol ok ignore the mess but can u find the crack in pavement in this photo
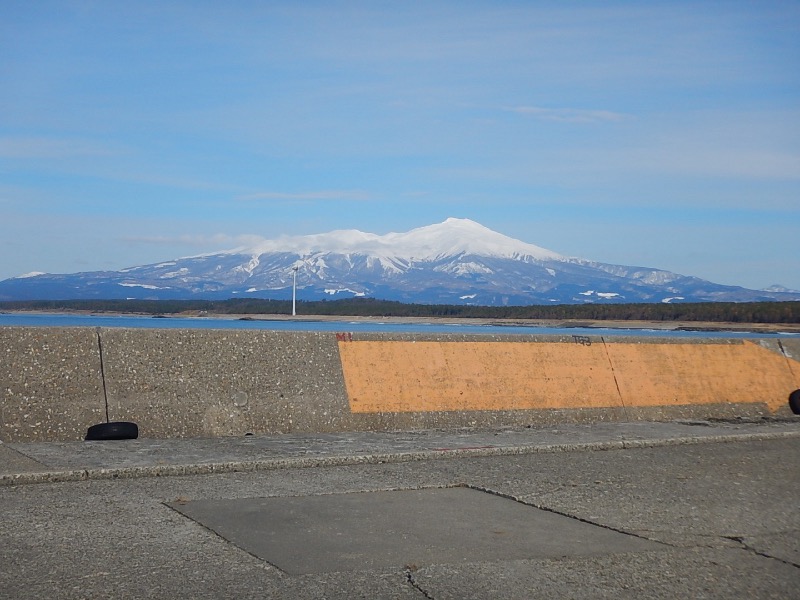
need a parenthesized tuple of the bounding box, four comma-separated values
(722, 535, 800, 569)
(405, 566, 435, 599)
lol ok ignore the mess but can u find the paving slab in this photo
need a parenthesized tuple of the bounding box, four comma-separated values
(170, 486, 663, 574)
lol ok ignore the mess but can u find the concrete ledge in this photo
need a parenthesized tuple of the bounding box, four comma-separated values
(3, 424, 799, 486)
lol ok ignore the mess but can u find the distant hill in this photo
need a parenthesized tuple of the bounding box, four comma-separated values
(2, 218, 799, 305)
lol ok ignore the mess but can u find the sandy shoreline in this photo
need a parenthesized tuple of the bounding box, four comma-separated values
(3, 308, 799, 333)
(227, 314, 800, 333)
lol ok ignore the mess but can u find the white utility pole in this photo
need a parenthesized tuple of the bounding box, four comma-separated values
(291, 266, 298, 316)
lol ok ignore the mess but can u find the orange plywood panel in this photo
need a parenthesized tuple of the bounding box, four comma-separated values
(606, 340, 799, 412)
(338, 340, 800, 414)
(339, 341, 622, 413)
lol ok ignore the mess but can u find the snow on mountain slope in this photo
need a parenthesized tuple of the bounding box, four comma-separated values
(2, 218, 799, 305)
(236, 218, 564, 264)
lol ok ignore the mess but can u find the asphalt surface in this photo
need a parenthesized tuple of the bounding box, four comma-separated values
(2, 419, 799, 599)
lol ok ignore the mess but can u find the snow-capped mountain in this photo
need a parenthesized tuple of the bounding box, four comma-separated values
(2, 218, 798, 305)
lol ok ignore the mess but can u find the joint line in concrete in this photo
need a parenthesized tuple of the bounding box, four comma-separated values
(461, 483, 669, 548)
(95, 328, 110, 423)
(777, 340, 800, 385)
(601, 336, 628, 419)
(163, 500, 288, 573)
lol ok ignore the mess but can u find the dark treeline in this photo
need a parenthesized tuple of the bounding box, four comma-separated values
(1, 298, 798, 323)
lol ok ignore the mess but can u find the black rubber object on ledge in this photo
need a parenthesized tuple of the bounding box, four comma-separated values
(85, 421, 139, 441)
(789, 389, 800, 415)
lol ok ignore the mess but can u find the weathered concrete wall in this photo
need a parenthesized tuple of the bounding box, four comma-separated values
(100, 328, 350, 439)
(0, 328, 106, 441)
(1, 327, 798, 442)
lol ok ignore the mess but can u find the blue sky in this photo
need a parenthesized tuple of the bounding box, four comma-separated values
(2, 1, 799, 291)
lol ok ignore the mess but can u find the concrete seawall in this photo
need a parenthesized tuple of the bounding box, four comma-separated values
(2, 327, 798, 442)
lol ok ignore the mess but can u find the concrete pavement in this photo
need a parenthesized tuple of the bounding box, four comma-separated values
(1, 420, 799, 598)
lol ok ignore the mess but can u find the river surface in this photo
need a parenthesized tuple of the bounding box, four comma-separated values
(1, 312, 797, 339)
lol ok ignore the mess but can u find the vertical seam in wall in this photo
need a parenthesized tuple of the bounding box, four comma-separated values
(777, 340, 800, 387)
(335, 337, 356, 411)
(96, 328, 110, 423)
(601, 336, 628, 419)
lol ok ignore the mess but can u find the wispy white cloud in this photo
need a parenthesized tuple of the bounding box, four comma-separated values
(0, 136, 123, 159)
(600, 110, 800, 183)
(237, 190, 372, 202)
(0, 138, 236, 193)
(634, 147, 800, 181)
(506, 106, 630, 123)
(120, 233, 262, 248)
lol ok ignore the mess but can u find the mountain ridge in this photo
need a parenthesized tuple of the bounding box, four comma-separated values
(232, 218, 565, 263)
(2, 218, 798, 305)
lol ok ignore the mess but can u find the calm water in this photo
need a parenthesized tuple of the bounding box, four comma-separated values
(0, 311, 796, 338)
